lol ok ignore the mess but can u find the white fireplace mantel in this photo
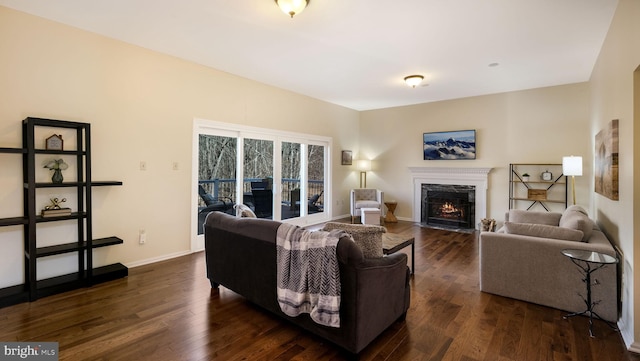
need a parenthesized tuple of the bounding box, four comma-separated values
(409, 167, 492, 224)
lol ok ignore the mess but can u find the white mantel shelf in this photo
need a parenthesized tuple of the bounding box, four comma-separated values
(409, 167, 493, 224)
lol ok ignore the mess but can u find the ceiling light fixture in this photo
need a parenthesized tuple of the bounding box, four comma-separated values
(404, 75, 424, 88)
(275, 0, 309, 18)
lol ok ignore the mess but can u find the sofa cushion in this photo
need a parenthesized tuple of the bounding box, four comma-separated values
(503, 222, 584, 242)
(507, 209, 562, 226)
(559, 206, 593, 242)
(321, 222, 385, 258)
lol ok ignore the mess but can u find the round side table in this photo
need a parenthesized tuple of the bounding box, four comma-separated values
(384, 201, 398, 223)
(561, 248, 618, 337)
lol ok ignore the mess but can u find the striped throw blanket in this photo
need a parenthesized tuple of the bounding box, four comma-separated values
(276, 223, 345, 328)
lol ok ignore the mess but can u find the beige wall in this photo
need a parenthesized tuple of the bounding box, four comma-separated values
(0, 6, 359, 285)
(589, 0, 640, 350)
(360, 83, 591, 221)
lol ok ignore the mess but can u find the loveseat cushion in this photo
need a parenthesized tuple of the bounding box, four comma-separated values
(503, 222, 584, 242)
(507, 209, 562, 226)
(321, 222, 385, 258)
(559, 205, 593, 242)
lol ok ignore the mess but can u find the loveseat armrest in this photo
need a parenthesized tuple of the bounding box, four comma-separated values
(479, 230, 618, 321)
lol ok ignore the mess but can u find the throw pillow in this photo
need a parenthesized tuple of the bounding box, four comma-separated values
(559, 207, 593, 242)
(507, 209, 562, 226)
(321, 222, 385, 258)
(234, 204, 256, 218)
(503, 222, 584, 242)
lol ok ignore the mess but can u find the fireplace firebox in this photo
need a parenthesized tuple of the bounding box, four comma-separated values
(422, 184, 475, 230)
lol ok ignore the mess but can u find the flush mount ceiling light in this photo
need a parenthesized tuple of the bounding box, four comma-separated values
(404, 75, 424, 88)
(275, 0, 309, 18)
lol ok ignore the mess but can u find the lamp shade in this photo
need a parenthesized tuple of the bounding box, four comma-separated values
(275, 0, 308, 18)
(562, 156, 583, 176)
(357, 159, 371, 171)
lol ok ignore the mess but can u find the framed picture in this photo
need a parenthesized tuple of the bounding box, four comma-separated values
(423, 130, 476, 160)
(341, 150, 352, 165)
(595, 119, 619, 200)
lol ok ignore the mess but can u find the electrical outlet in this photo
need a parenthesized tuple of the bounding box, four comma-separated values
(140, 161, 147, 171)
(139, 230, 146, 244)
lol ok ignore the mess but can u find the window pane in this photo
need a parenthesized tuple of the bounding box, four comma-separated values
(198, 134, 237, 234)
(282, 142, 301, 220)
(244, 138, 274, 218)
(308, 145, 324, 214)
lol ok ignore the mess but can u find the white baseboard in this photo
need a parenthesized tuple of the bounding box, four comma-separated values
(125, 250, 193, 269)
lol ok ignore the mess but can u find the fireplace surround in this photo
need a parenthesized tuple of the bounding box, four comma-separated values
(409, 167, 492, 230)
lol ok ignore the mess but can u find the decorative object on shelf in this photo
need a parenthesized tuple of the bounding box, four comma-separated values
(45, 134, 63, 150)
(594, 119, 619, 201)
(43, 159, 68, 183)
(527, 189, 547, 200)
(275, 0, 308, 18)
(44, 197, 67, 210)
(541, 170, 553, 181)
(563, 156, 583, 205)
(522, 173, 530, 181)
(42, 197, 71, 217)
(423, 130, 476, 160)
(341, 150, 352, 165)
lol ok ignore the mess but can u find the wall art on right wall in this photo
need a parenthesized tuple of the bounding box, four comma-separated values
(594, 119, 619, 200)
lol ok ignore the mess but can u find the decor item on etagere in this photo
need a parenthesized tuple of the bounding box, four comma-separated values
(41, 197, 71, 217)
(521, 173, 530, 182)
(44, 159, 68, 184)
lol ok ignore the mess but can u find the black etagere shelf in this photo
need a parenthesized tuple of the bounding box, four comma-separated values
(0, 117, 127, 308)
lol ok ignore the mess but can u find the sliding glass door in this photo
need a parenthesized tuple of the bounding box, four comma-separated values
(244, 138, 274, 219)
(193, 119, 331, 246)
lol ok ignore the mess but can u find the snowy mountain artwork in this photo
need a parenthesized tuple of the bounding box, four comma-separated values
(423, 130, 476, 160)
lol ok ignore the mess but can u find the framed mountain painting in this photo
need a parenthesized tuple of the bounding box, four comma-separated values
(423, 130, 476, 160)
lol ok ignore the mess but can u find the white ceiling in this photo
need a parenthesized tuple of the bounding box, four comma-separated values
(0, 0, 619, 111)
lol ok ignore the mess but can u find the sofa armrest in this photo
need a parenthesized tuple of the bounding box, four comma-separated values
(342, 253, 410, 351)
(479, 230, 617, 321)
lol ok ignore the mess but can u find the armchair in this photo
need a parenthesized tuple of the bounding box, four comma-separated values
(350, 188, 384, 223)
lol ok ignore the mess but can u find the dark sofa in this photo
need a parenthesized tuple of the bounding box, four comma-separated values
(204, 211, 411, 354)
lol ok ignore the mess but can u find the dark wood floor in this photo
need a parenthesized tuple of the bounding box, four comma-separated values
(1, 220, 638, 360)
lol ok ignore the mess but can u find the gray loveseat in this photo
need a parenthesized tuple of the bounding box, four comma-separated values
(479, 206, 618, 322)
(203, 211, 411, 354)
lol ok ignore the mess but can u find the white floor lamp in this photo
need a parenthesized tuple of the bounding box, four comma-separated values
(562, 156, 583, 205)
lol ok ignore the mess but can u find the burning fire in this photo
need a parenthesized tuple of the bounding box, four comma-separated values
(440, 202, 463, 217)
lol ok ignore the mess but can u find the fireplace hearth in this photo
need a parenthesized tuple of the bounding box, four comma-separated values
(422, 184, 475, 229)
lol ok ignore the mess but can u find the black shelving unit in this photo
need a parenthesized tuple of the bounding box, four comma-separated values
(509, 163, 567, 212)
(0, 117, 127, 308)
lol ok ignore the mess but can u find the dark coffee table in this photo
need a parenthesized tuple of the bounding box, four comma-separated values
(382, 233, 415, 274)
